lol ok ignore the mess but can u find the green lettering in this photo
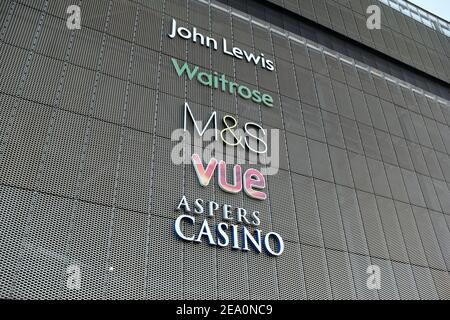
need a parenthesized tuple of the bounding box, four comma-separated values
(238, 85, 252, 99)
(229, 82, 239, 94)
(171, 58, 198, 80)
(262, 94, 273, 107)
(251, 90, 262, 103)
(171, 59, 274, 108)
(197, 72, 213, 86)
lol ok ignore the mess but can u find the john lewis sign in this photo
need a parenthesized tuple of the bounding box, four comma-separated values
(168, 18, 275, 71)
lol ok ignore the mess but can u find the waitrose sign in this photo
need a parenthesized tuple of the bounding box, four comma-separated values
(168, 18, 274, 108)
(171, 58, 273, 107)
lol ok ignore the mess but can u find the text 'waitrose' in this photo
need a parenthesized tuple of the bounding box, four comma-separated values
(171, 58, 274, 107)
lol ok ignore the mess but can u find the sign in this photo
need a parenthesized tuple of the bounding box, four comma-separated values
(172, 106, 285, 257)
(183, 102, 268, 154)
(168, 18, 275, 71)
(171, 58, 274, 107)
(174, 195, 284, 256)
(167, 17, 284, 257)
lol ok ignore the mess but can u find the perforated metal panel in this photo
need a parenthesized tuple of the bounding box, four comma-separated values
(1, 0, 450, 300)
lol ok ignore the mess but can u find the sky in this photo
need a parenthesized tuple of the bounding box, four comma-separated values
(408, 0, 450, 22)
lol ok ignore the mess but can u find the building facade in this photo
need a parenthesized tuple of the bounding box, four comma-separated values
(1, 0, 450, 299)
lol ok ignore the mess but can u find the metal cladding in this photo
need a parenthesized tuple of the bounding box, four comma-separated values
(0, 0, 450, 300)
